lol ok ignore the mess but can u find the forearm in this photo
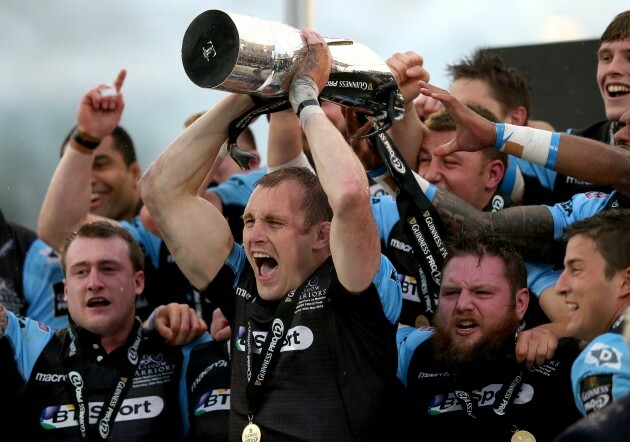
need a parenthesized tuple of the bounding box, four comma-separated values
(288, 28, 380, 291)
(431, 186, 555, 261)
(138, 95, 248, 290)
(305, 113, 370, 210)
(387, 103, 425, 170)
(139, 94, 253, 211)
(496, 124, 630, 194)
(556, 134, 630, 193)
(267, 110, 311, 170)
(305, 112, 380, 292)
(38, 141, 95, 251)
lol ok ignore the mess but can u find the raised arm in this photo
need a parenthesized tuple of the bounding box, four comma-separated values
(266, 109, 314, 172)
(386, 51, 430, 170)
(291, 28, 380, 293)
(38, 70, 127, 251)
(138, 94, 255, 290)
(344, 107, 557, 263)
(419, 81, 630, 196)
(430, 186, 556, 261)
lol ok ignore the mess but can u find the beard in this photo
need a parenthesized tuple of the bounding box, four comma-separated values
(433, 309, 521, 371)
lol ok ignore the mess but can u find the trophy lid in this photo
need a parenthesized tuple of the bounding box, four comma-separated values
(181, 9, 240, 89)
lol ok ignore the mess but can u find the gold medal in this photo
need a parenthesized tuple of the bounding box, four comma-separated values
(511, 429, 535, 442)
(242, 422, 262, 442)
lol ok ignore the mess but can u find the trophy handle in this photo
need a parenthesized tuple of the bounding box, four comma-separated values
(227, 143, 260, 170)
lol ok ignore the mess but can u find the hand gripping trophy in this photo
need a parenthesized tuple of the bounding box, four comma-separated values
(181, 9, 405, 167)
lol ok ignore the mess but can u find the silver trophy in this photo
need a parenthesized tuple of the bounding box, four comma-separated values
(181, 9, 405, 123)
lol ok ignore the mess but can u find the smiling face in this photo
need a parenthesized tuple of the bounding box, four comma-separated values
(64, 236, 143, 339)
(556, 234, 626, 342)
(90, 136, 141, 221)
(597, 39, 630, 121)
(419, 130, 496, 210)
(434, 254, 527, 364)
(242, 180, 327, 301)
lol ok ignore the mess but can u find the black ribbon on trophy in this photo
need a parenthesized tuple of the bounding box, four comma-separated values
(369, 130, 448, 317)
(181, 9, 448, 316)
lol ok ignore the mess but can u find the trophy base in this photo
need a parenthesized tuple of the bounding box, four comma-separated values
(182, 10, 240, 89)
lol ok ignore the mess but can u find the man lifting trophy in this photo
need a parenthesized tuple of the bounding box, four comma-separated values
(140, 19, 412, 441)
(181, 10, 449, 319)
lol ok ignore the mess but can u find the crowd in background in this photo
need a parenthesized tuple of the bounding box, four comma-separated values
(1, 9, 629, 442)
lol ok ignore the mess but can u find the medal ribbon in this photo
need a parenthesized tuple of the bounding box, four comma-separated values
(453, 389, 477, 418)
(491, 323, 528, 416)
(450, 370, 524, 420)
(63, 319, 143, 441)
(245, 261, 330, 419)
(492, 371, 524, 416)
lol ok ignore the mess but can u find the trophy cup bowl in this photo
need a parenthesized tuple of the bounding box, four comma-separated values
(181, 10, 404, 121)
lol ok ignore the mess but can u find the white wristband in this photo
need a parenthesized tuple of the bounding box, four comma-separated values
(367, 166, 433, 198)
(412, 171, 431, 193)
(495, 123, 560, 169)
(289, 76, 319, 113)
(289, 76, 324, 127)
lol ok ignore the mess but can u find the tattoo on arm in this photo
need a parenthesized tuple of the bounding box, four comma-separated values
(432, 189, 489, 232)
(488, 206, 556, 261)
(433, 188, 556, 260)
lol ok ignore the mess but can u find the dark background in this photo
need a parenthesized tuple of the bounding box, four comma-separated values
(491, 39, 605, 132)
